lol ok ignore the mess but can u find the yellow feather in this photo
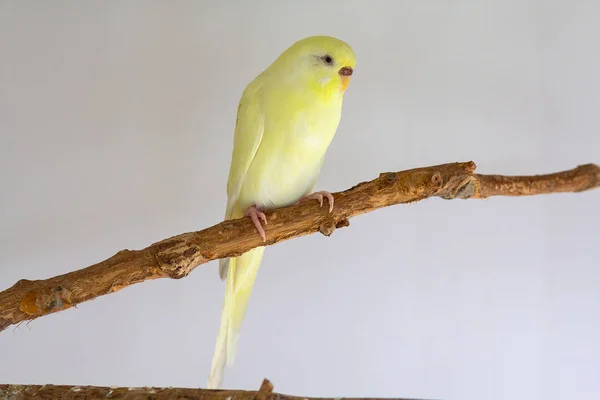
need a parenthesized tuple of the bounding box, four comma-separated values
(208, 35, 356, 389)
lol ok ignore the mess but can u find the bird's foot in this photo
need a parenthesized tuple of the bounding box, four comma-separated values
(298, 191, 335, 213)
(244, 204, 267, 242)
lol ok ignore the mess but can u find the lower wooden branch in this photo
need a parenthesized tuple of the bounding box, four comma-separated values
(0, 379, 427, 400)
(0, 161, 598, 332)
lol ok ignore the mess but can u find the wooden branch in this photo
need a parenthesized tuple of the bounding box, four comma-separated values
(1, 162, 598, 332)
(0, 378, 426, 400)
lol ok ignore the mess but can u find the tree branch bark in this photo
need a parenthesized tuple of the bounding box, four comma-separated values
(0, 378, 425, 400)
(1, 161, 598, 332)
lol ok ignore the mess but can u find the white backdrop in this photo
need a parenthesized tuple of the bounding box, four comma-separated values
(1, 2, 599, 400)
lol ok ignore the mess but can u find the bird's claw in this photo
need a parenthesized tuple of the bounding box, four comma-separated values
(298, 191, 334, 213)
(244, 205, 267, 242)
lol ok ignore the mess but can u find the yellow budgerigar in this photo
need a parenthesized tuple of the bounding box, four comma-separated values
(208, 35, 356, 388)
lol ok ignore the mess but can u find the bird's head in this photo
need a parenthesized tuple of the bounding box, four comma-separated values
(268, 35, 356, 96)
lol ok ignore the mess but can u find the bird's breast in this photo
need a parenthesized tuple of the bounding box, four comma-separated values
(238, 98, 342, 210)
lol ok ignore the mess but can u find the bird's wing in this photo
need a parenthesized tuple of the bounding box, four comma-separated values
(219, 79, 265, 279)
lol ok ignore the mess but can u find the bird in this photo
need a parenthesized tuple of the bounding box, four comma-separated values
(207, 35, 356, 389)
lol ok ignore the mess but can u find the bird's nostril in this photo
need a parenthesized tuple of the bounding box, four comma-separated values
(338, 67, 353, 77)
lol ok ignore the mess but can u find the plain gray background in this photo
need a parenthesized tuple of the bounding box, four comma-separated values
(1, 1, 599, 399)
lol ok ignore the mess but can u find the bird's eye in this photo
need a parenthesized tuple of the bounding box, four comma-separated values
(322, 55, 334, 65)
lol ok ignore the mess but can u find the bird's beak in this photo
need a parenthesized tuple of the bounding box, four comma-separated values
(338, 66, 353, 92)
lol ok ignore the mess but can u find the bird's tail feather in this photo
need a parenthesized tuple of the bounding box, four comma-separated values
(207, 244, 265, 389)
